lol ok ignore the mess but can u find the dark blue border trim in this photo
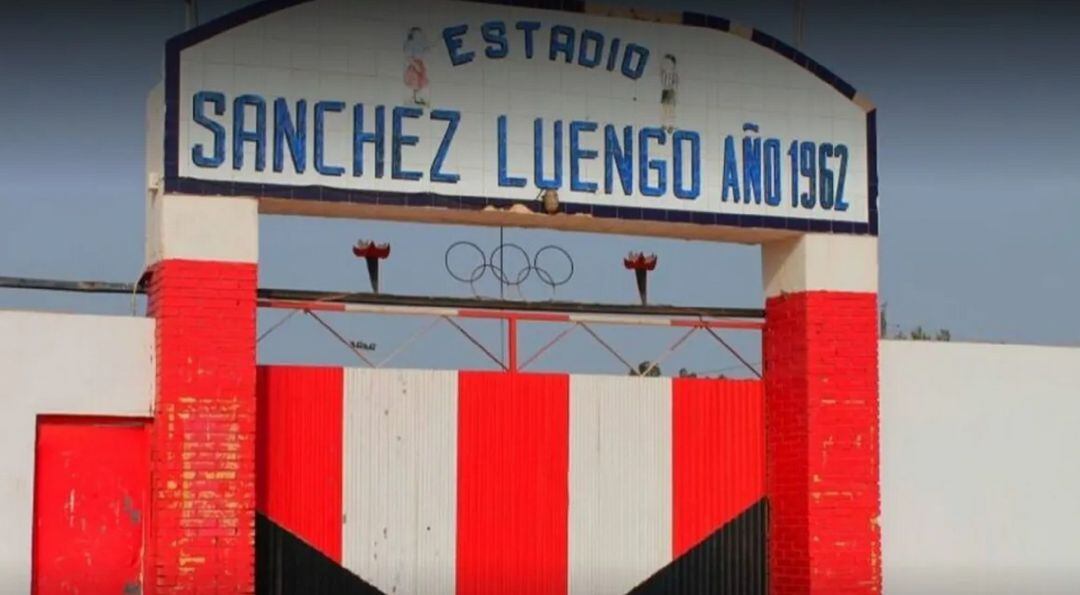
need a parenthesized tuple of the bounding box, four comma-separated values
(750, 29, 856, 99)
(163, 0, 877, 237)
(866, 108, 879, 236)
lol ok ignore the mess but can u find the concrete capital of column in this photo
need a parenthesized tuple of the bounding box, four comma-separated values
(761, 233, 879, 298)
(145, 193, 259, 267)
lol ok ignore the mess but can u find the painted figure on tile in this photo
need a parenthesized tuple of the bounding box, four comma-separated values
(403, 27, 431, 106)
(660, 54, 679, 133)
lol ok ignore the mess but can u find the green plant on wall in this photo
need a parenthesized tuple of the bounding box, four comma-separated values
(880, 303, 952, 341)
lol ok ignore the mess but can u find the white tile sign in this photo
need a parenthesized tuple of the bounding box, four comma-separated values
(164, 0, 877, 235)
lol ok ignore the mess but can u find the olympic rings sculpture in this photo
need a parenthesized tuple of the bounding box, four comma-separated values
(444, 241, 574, 299)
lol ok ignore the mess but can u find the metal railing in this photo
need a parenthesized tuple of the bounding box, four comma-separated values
(257, 297, 762, 377)
(0, 275, 763, 377)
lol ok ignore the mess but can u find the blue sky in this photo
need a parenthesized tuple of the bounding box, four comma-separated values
(1, 0, 1077, 374)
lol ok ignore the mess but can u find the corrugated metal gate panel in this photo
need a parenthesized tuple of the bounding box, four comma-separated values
(342, 368, 458, 595)
(256, 365, 344, 562)
(255, 367, 765, 594)
(628, 499, 767, 595)
(673, 378, 765, 557)
(457, 372, 570, 595)
(568, 375, 672, 595)
(257, 513, 382, 595)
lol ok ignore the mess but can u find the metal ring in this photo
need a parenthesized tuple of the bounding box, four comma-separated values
(445, 241, 575, 298)
(445, 241, 486, 284)
(533, 244, 574, 287)
(467, 263, 494, 297)
(488, 243, 532, 286)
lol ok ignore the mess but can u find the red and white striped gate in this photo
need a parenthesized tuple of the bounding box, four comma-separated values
(256, 366, 765, 594)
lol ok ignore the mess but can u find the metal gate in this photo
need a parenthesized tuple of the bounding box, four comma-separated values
(254, 366, 765, 595)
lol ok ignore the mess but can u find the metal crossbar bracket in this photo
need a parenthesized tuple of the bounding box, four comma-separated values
(519, 323, 579, 371)
(258, 309, 300, 344)
(0, 274, 764, 377)
(306, 310, 375, 368)
(577, 322, 636, 374)
(442, 316, 508, 371)
(374, 317, 444, 368)
(640, 327, 699, 377)
(252, 295, 762, 377)
(704, 327, 763, 378)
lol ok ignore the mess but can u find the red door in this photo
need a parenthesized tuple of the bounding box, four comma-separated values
(32, 418, 150, 595)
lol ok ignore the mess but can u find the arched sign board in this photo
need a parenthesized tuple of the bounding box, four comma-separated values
(151, 0, 877, 243)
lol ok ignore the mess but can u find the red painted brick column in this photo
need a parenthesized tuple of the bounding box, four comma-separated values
(764, 291, 881, 594)
(147, 259, 258, 594)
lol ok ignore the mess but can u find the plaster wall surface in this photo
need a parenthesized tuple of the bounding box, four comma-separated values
(0, 309, 154, 594)
(881, 339, 1080, 594)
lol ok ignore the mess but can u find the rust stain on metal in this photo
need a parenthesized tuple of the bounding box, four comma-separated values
(122, 494, 142, 525)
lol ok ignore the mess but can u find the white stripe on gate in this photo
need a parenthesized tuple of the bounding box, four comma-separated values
(342, 368, 458, 595)
(569, 375, 673, 595)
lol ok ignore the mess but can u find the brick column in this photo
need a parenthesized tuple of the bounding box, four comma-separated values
(146, 194, 259, 593)
(761, 235, 881, 594)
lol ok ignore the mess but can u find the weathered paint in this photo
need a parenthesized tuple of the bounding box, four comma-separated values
(147, 259, 258, 594)
(33, 418, 150, 595)
(764, 291, 880, 594)
(0, 310, 154, 593)
(256, 365, 344, 562)
(456, 372, 570, 595)
(568, 375, 671, 595)
(673, 378, 765, 557)
(342, 368, 458, 595)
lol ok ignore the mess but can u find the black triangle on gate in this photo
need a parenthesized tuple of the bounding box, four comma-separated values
(627, 498, 768, 595)
(256, 513, 386, 595)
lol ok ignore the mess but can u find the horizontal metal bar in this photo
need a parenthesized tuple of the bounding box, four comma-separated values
(0, 276, 138, 294)
(0, 275, 765, 321)
(457, 309, 571, 323)
(259, 287, 765, 319)
(570, 313, 763, 330)
(258, 298, 763, 331)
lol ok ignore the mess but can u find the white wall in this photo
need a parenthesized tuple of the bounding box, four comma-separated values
(3, 310, 1078, 594)
(0, 309, 155, 595)
(881, 340, 1080, 594)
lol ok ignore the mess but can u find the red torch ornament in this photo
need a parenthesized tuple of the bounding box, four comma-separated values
(623, 252, 658, 305)
(353, 240, 391, 293)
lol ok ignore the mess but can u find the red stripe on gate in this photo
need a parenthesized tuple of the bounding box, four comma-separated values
(672, 378, 765, 557)
(456, 372, 570, 595)
(256, 365, 344, 563)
